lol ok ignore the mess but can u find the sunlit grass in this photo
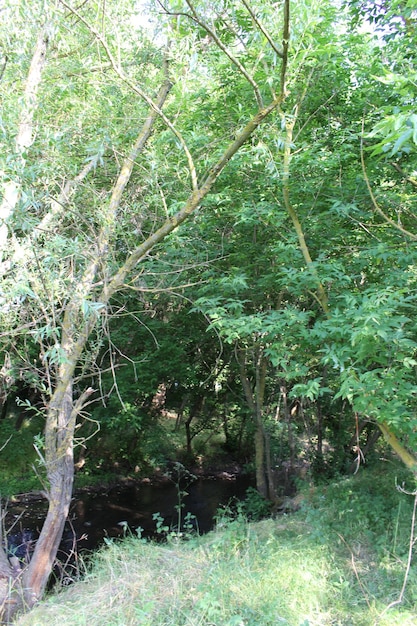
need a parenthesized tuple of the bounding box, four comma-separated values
(15, 511, 417, 626)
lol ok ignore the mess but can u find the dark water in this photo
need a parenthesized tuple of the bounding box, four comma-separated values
(70, 475, 254, 549)
(4, 475, 254, 564)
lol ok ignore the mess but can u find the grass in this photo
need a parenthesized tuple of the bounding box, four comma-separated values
(14, 476, 417, 626)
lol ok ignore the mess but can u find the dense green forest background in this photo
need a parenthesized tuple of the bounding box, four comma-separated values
(1, 0, 417, 620)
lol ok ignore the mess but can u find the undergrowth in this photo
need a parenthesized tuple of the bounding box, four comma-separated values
(14, 464, 417, 626)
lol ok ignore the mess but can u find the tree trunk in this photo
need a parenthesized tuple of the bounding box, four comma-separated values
(254, 420, 268, 498)
(175, 395, 189, 431)
(280, 383, 296, 469)
(238, 349, 274, 499)
(0, 541, 20, 622)
(184, 394, 205, 456)
(0, 382, 76, 621)
(0, 377, 92, 623)
(22, 381, 75, 608)
(264, 429, 276, 502)
(185, 413, 194, 456)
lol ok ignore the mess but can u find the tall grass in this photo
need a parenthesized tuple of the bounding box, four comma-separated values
(14, 464, 417, 625)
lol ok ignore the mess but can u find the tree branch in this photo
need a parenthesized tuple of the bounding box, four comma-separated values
(157, 0, 264, 109)
(378, 422, 417, 472)
(33, 159, 97, 238)
(184, 0, 264, 109)
(390, 161, 417, 188)
(281, 105, 330, 315)
(240, 0, 284, 58)
(100, 94, 285, 301)
(56, 70, 173, 394)
(361, 126, 417, 240)
(0, 26, 50, 256)
(59, 0, 198, 191)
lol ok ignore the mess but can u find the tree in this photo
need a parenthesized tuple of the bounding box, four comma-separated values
(0, 0, 291, 617)
(193, 0, 417, 491)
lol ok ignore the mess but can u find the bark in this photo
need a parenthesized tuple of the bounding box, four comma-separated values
(22, 381, 76, 606)
(238, 350, 274, 500)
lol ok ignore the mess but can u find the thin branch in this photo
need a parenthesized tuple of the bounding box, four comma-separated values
(70, 387, 96, 421)
(158, 0, 264, 109)
(124, 279, 204, 293)
(390, 161, 417, 188)
(240, 0, 283, 58)
(0, 435, 12, 453)
(106, 73, 173, 226)
(294, 90, 337, 142)
(360, 122, 417, 241)
(281, 104, 329, 315)
(59, 0, 198, 191)
(185, 0, 263, 108)
(33, 159, 97, 238)
(101, 310, 133, 410)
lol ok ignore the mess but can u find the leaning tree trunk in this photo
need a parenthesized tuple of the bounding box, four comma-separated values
(0, 381, 78, 619)
(0, 344, 94, 621)
(22, 380, 76, 607)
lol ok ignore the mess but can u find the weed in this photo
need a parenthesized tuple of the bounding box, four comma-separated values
(163, 462, 198, 539)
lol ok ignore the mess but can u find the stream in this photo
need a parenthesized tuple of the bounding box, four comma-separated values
(3, 474, 255, 571)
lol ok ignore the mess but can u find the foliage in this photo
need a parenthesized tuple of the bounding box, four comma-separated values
(1, 0, 417, 615)
(216, 486, 273, 522)
(1, 0, 416, 489)
(0, 411, 45, 496)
